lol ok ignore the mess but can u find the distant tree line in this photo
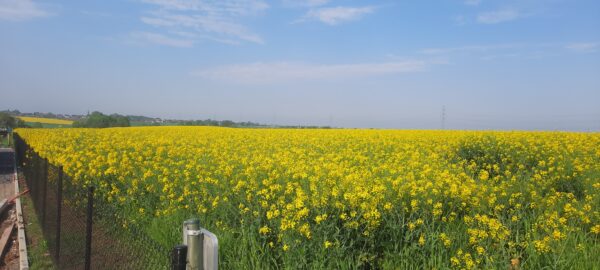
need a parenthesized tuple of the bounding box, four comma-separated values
(129, 117, 332, 129)
(126, 115, 161, 122)
(272, 125, 332, 129)
(0, 112, 27, 128)
(173, 119, 264, 128)
(3, 109, 334, 129)
(73, 111, 130, 128)
(1, 109, 81, 121)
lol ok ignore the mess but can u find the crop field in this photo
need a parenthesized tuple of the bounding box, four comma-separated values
(17, 116, 74, 126)
(15, 127, 600, 269)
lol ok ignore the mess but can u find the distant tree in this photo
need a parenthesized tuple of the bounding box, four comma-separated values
(73, 111, 130, 128)
(0, 112, 16, 128)
(220, 120, 235, 127)
(86, 111, 109, 127)
(111, 114, 130, 127)
(0, 112, 27, 128)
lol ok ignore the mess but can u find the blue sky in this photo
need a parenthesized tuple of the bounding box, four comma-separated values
(1, 0, 599, 130)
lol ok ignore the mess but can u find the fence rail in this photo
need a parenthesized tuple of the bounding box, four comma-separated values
(14, 134, 170, 269)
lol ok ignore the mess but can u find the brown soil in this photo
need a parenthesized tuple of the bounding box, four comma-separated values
(0, 170, 18, 270)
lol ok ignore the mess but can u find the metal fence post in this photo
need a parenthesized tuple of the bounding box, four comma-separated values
(55, 166, 63, 263)
(33, 153, 38, 207)
(85, 186, 94, 270)
(30, 153, 35, 201)
(41, 158, 48, 226)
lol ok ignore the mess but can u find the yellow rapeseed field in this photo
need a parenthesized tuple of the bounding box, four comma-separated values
(16, 127, 600, 269)
(17, 116, 74, 125)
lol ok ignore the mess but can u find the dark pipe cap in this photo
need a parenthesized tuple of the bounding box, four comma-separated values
(171, 245, 188, 270)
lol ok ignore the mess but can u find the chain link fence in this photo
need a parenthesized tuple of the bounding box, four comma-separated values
(15, 134, 170, 269)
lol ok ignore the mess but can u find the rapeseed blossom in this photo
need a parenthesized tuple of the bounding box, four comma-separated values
(15, 127, 600, 269)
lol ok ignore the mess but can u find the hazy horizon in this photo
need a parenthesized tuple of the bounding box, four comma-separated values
(1, 0, 599, 131)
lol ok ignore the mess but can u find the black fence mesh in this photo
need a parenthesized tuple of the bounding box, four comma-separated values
(15, 134, 170, 269)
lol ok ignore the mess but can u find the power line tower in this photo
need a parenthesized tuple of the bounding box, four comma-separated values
(442, 105, 446, 130)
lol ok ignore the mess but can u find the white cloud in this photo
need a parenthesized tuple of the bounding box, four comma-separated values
(141, 0, 199, 11)
(464, 0, 481, 6)
(141, 0, 269, 15)
(480, 53, 519, 61)
(0, 0, 50, 21)
(141, 12, 263, 43)
(302, 6, 375, 25)
(419, 43, 559, 60)
(130, 31, 194, 47)
(566, 42, 599, 53)
(477, 9, 520, 24)
(420, 44, 523, 55)
(193, 61, 426, 83)
(418, 42, 600, 61)
(283, 0, 330, 7)
(139, 0, 268, 45)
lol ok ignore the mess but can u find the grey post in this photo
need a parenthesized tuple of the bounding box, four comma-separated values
(184, 218, 202, 270)
(182, 218, 219, 270)
(55, 166, 63, 262)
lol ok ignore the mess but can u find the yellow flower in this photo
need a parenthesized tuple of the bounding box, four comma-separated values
(314, 214, 328, 224)
(259, 226, 270, 235)
(534, 239, 550, 253)
(552, 229, 563, 240)
(15, 127, 600, 268)
(384, 202, 392, 210)
(450, 256, 460, 266)
(439, 233, 451, 247)
(298, 223, 311, 239)
(479, 170, 489, 181)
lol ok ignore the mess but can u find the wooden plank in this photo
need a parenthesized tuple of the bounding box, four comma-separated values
(13, 165, 29, 270)
(0, 223, 14, 259)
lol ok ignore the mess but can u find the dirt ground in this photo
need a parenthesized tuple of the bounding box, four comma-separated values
(0, 172, 20, 270)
